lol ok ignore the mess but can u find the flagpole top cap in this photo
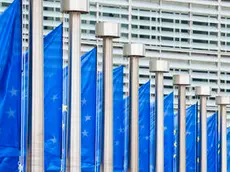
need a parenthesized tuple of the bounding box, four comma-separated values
(216, 96, 230, 105)
(195, 86, 211, 96)
(123, 43, 145, 58)
(96, 22, 120, 38)
(149, 60, 169, 73)
(61, 0, 89, 13)
(173, 74, 190, 86)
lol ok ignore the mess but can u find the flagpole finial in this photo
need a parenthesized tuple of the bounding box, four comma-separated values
(61, 0, 89, 13)
(173, 74, 190, 86)
(123, 43, 145, 58)
(96, 22, 120, 38)
(149, 59, 169, 73)
(216, 96, 230, 105)
(195, 86, 211, 96)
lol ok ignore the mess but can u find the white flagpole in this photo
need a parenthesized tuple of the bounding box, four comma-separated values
(28, 0, 44, 171)
(96, 22, 120, 172)
(195, 86, 211, 172)
(173, 75, 190, 172)
(123, 43, 145, 172)
(216, 96, 230, 172)
(61, 0, 88, 171)
(150, 60, 169, 172)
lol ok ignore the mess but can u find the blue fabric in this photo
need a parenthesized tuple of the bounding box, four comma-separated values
(139, 82, 150, 172)
(21, 24, 63, 171)
(62, 48, 97, 172)
(163, 93, 174, 171)
(81, 48, 97, 172)
(113, 66, 124, 172)
(207, 112, 218, 172)
(173, 104, 198, 172)
(0, 0, 21, 156)
(227, 127, 230, 172)
(95, 66, 124, 172)
(150, 93, 174, 172)
(44, 24, 63, 171)
(0, 0, 22, 171)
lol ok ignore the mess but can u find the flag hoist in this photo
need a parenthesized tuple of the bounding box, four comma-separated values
(216, 96, 230, 172)
(173, 75, 190, 172)
(124, 44, 145, 172)
(150, 60, 169, 172)
(61, 0, 89, 171)
(195, 86, 211, 172)
(96, 22, 120, 172)
(28, 0, 44, 171)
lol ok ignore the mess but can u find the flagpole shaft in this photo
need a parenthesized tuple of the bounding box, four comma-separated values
(67, 12, 81, 172)
(29, 0, 44, 171)
(150, 60, 169, 172)
(178, 85, 186, 172)
(200, 96, 207, 172)
(130, 57, 139, 172)
(103, 37, 113, 172)
(155, 72, 164, 172)
(220, 105, 227, 172)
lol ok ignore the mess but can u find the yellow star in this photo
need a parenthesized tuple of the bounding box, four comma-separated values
(174, 142, 177, 147)
(197, 158, 200, 163)
(62, 105, 68, 112)
(197, 137, 200, 142)
(174, 130, 177, 135)
(218, 150, 220, 154)
(173, 154, 176, 159)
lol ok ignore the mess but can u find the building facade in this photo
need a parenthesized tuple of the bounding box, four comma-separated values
(1, 0, 230, 117)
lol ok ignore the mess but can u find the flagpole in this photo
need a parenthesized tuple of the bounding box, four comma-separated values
(28, 0, 44, 171)
(173, 75, 190, 172)
(195, 86, 211, 172)
(150, 60, 169, 172)
(216, 96, 230, 172)
(96, 22, 120, 172)
(61, 0, 88, 171)
(124, 43, 145, 172)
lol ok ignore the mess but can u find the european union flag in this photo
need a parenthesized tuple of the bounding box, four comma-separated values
(173, 104, 198, 172)
(44, 24, 63, 171)
(95, 66, 124, 172)
(113, 66, 124, 172)
(150, 93, 174, 172)
(139, 81, 150, 172)
(207, 112, 218, 172)
(0, 0, 22, 170)
(62, 47, 97, 171)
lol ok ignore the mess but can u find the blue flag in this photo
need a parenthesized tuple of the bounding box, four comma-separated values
(173, 103, 198, 172)
(21, 24, 63, 171)
(227, 127, 230, 171)
(207, 112, 218, 172)
(0, 0, 22, 170)
(113, 66, 124, 172)
(139, 81, 150, 172)
(81, 47, 97, 171)
(150, 93, 174, 172)
(95, 66, 124, 172)
(164, 93, 174, 171)
(44, 24, 63, 171)
(62, 47, 97, 171)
